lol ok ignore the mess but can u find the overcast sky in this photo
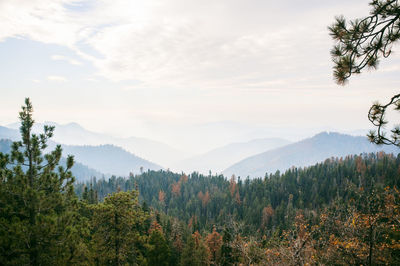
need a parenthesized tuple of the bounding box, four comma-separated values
(0, 0, 399, 152)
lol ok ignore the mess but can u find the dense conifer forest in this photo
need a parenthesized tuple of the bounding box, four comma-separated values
(76, 152, 400, 234)
(73, 153, 400, 265)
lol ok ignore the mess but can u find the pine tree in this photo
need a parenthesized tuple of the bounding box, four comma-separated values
(147, 222, 170, 266)
(329, 0, 400, 146)
(181, 231, 210, 266)
(0, 98, 80, 265)
(92, 190, 148, 265)
(220, 227, 235, 266)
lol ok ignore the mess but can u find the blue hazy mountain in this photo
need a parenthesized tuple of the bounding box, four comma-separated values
(1, 124, 163, 177)
(0, 126, 19, 141)
(5, 122, 186, 167)
(173, 138, 291, 174)
(56, 143, 162, 177)
(223, 132, 399, 178)
(0, 139, 103, 182)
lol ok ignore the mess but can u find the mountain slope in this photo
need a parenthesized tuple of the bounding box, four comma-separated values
(173, 138, 291, 174)
(0, 139, 103, 182)
(0, 126, 19, 141)
(0, 125, 163, 177)
(59, 144, 162, 176)
(223, 132, 399, 178)
(5, 122, 186, 167)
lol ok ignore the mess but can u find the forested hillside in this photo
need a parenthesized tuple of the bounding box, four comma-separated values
(71, 152, 400, 265)
(72, 153, 400, 265)
(77, 152, 400, 233)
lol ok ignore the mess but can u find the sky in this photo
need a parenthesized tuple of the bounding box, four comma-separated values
(0, 0, 399, 153)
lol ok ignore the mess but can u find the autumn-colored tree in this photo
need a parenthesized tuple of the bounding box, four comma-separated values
(230, 235, 266, 265)
(229, 175, 237, 197)
(206, 226, 222, 264)
(149, 220, 163, 234)
(265, 212, 318, 265)
(261, 205, 274, 230)
(198, 190, 211, 208)
(198, 191, 204, 202)
(171, 181, 181, 197)
(356, 156, 367, 176)
(203, 191, 210, 208)
(317, 186, 400, 265)
(180, 173, 188, 183)
(159, 190, 166, 203)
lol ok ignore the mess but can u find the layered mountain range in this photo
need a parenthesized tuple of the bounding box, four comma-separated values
(1, 123, 398, 181)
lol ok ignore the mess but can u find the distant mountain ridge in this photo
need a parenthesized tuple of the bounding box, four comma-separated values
(0, 126, 19, 141)
(0, 139, 103, 182)
(57, 143, 162, 177)
(173, 138, 291, 174)
(5, 122, 186, 167)
(1, 124, 164, 178)
(5, 123, 395, 180)
(223, 132, 399, 178)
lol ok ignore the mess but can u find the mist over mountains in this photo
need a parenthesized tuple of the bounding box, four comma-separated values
(173, 138, 291, 174)
(0, 125, 163, 179)
(0, 139, 102, 182)
(56, 144, 162, 177)
(223, 132, 399, 178)
(6, 122, 186, 167)
(2, 123, 398, 181)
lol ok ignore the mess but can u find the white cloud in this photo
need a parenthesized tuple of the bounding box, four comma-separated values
(51, 54, 82, 65)
(2, 0, 399, 152)
(86, 77, 99, 82)
(0, 0, 374, 90)
(0, 0, 82, 47)
(47, 75, 68, 82)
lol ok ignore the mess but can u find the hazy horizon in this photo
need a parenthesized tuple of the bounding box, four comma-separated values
(1, 119, 371, 155)
(2, 120, 392, 177)
(1, 0, 399, 153)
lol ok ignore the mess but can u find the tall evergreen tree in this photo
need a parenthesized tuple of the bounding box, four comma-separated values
(220, 227, 235, 266)
(92, 190, 148, 265)
(0, 98, 80, 265)
(181, 231, 210, 266)
(147, 222, 170, 266)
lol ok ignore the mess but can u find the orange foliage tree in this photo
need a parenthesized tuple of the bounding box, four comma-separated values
(158, 190, 165, 204)
(206, 226, 222, 264)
